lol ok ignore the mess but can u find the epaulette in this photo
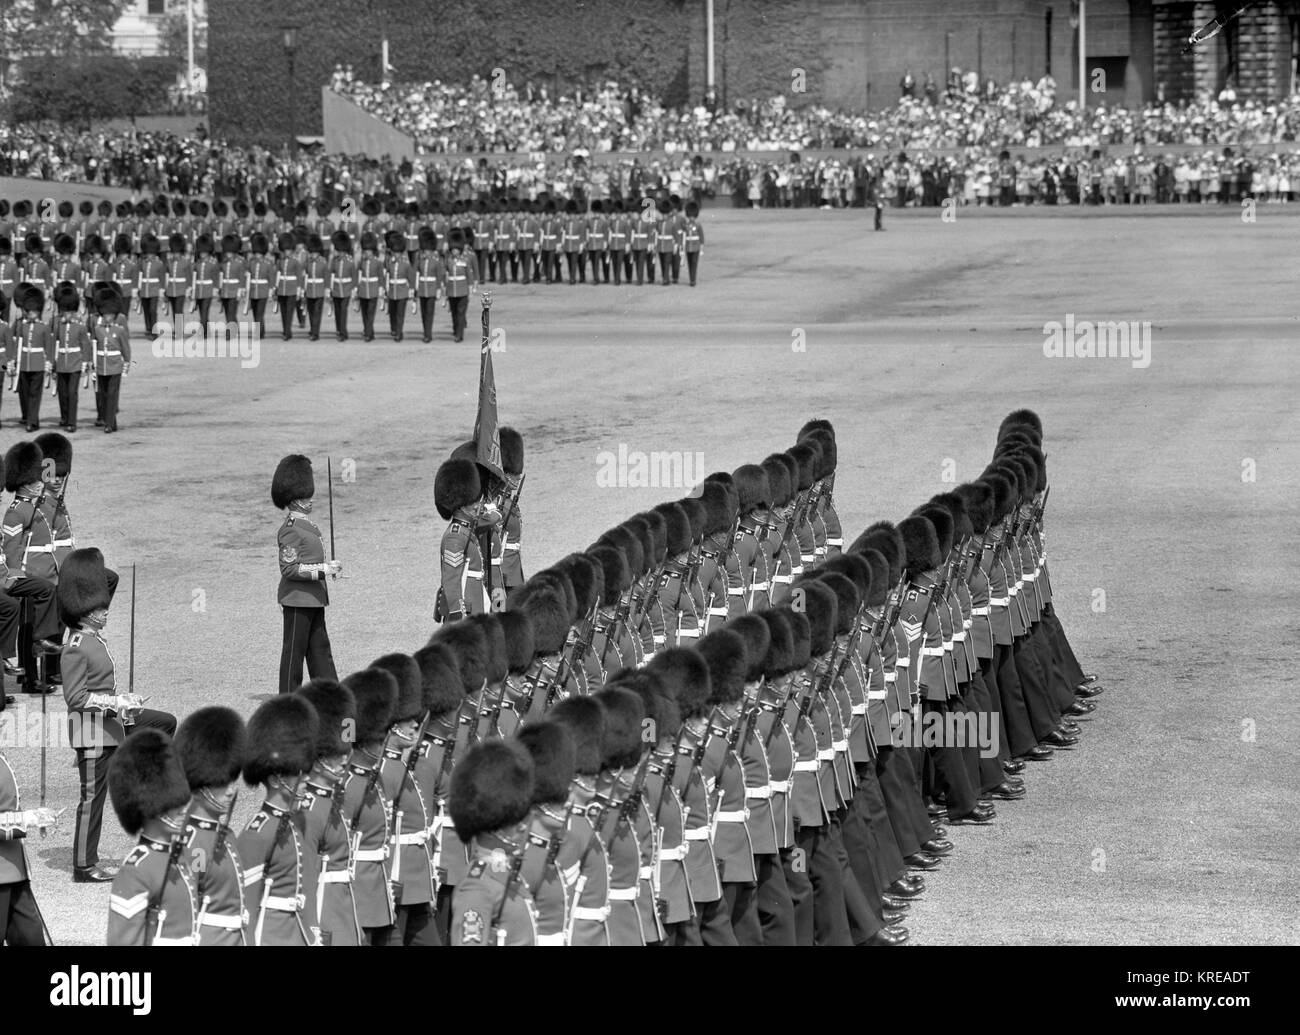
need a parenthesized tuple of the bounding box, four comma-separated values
(190, 816, 220, 832)
(124, 844, 150, 866)
(467, 858, 487, 879)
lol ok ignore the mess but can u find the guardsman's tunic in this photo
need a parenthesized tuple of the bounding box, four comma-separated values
(450, 833, 537, 945)
(108, 836, 197, 946)
(340, 751, 394, 933)
(187, 812, 247, 946)
(237, 800, 314, 946)
(440, 510, 487, 619)
(301, 767, 359, 946)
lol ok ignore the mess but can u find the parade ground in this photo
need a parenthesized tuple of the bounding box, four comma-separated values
(4, 203, 1296, 945)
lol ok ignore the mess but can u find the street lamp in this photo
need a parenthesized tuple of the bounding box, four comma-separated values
(281, 24, 299, 150)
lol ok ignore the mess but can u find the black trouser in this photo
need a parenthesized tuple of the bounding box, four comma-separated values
(195, 297, 213, 335)
(664, 916, 702, 945)
(278, 605, 337, 694)
(0, 881, 47, 945)
(165, 295, 185, 320)
(330, 297, 350, 339)
(874, 202, 884, 229)
(448, 295, 468, 340)
(587, 251, 605, 283)
(277, 295, 296, 339)
(6, 577, 57, 642)
(220, 296, 239, 323)
(658, 251, 672, 283)
(17, 371, 43, 427)
(754, 852, 796, 946)
(540, 251, 556, 283)
(495, 250, 509, 283)
(694, 895, 738, 946)
(846, 761, 907, 888)
(55, 372, 79, 428)
(796, 823, 850, 946)
(969, 668, 1008, 791)
(608, 250, 624, 284)
(475, 249, 489, 282)
(418, 296, 437, 340)
(778, 844, 815, 945)
(686, 251, 700, 285)
(386, 299, 407, 340)
(876, 744, 933, 857)
(391, 902, 440, 946)
(73, 708, 177, 870)
(94, 373, 121, 431)
(722, 880, 762, 946)
(924, 698, 978, 820)
(358, 297, 377, 339)
(633, 250, 648, 284)
(140, 295, 159, 335)
(992, 643, 1037, 756)
(564, 252, 578, 283)
(518, 251, 533, 284)
(305, 296, 324, 339)
(248, 297, 267, 339)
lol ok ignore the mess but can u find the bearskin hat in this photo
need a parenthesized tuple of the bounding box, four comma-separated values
(359, 231, 378, 252)
(195, 233, 215, 254)
(174, 706, 247, 790)
(57, 548, 109, 624)
(296, 680, 357, 758)
(109, 730, 192, 836)
(699, 479, 737, 537)
(798, 417, 835, 442)
(724, 614, 771, 684)
(696, 628, 748, 706)
(0, 238, 9, 256)
(111, 232, 131, 256)
(913, 504, 954, 558)
(243, 695, 319, 786)
(79, 199, 95, 216)
(495, 610, 535, 674)
(465, 613, 509, 686)
(853, 521, 905, 586)
(16, 282, 43, 313)
(856, 549, 890, 607)
(24, 233, 43, 254)
(418, 227, 438, 251)
(331, 230, 352, 253)
(512, 586, 570, 655)
(952, 482, 994, 535)
(233, 199, 250, 218)
(83, 233, 104, 255)
(220, 233, 240, 255)
(342, 668, 399, 747)
(370, 653, 425, 723)
(384, 230, 403, 253)
(788, 441, 820, 492)
(595, 686, 646, 770)
(141, 234, 160, 255)
(814, 571, 859, 636)
(53, 283, 79, 316)
(652, 501, 693, 556)
(980, 471, 1014, 521)
(517, 720, 576, 805)
(620, 517, 655, 576)
(449, 739, 534, 842)
(677, 496, 707, 543)
(1005, 443, 1047, 493)
(434, 458, 481, 519)
(762, 453, 797, 506)
(930, 491, 973, 542)
(596, 525, 643, 579)
(429, 620, 490, 693)
(795, 578, 838, 655)
(411, 642, 465, 717)
(448, 229, 467, 250)
(995, 428, 1039, 456)
(802, 428, 836, 478)
(781, 607, 812, 669)
(306, 232, 324, 254)
(554, 553, 602, 617)
(732, 463, 771, 513)
(617, 668, 680, 741)
(54, 232, 75, 255)
(758, 609, 795, 679)
(34, 432, 71, 477)
(998, 408, 1043, 442)
(93, 284, 121, 315)
(549, 695, 606, 775)
(274, 231, 293, 253)
(899, 515, 942, 577)
(822, 552, 873, 611)
(632, 510, 668, 567)
(989, 457, 1028, 502)
(271, 454, 314, 509)
(647, 647, 711, 720)
(171, 232, 189, 253)
(587, 544, 630, 606)
(526, 569, 577, 622)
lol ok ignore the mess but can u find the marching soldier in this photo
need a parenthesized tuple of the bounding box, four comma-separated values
(50, 233, 81, 293)
(443, 231, 478, 342)
(296, 679, 361, 946)
(273, 232, 303, 341)
(516, 719, 575, 945)
(301, 234, 329, 341)
(328, 230, 356, 342)
(606, 200, 629, 285)
(173, 706, 248, 946)
(217, 233, 245, 326)
(0, 315, 11, 430)
(538, 200, 561, 285)
(163, 233, 191, 325)
(245, 233, 275, 340)
(80, 235, 109, 312)
(61, 547, 177, 883)
(48, 284, 91, 433)
(272, 454, 340, 694)
(1, 719, 58, 943)
(414, 227, 444, 343)
(340, 667, 398, 943)
(383, 230, 414, 341)
(136, 234, 165, 338)
(191, 234, 219, 337)
(497, 426, 526, 591)
(90, 284, 130, 433)
(10, 284, 52, 431)
(237, 694, 320, 946)
(682, 200, 705, 286)
(585, 200, 608, 284)
(110, 234, 136, 317)
(561, 199, 586, 284)
(105, 729, 196, 946)
(22, 234, 51, 297)
(354, 232, 383, 342)
(435, 458, 489, 623)
(0, 235, 19, 324)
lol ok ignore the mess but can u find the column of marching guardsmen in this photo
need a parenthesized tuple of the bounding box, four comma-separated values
(11, 406, 1105, 947)
(0, 193, 706, 356)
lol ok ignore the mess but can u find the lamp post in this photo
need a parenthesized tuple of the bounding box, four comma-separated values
(281, 24, 299, 151)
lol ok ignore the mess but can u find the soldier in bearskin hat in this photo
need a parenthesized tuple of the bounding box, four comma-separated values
(301, 232, 329, 341)
(383, 229, 414, 341)
(163, 232, 192, 326)
(435, 458, 486, 622)
(296, 678, 360, 946)
(47, 285, 90, 432)
(515, 719, 575, 945)
(236, 694, 320, 946)
(10, 283, 52, 430)
(217, 232, 245, 325)
(328, 229, 356, 341)
(272, 454, 340, 694)
(413, 226, 444, 343)
(105, 729, 196, 945)
(191, 233, 219, 338)
(0, 711, 58, 942)
(496, 426, 526, 591)
(443, 229, 478, 341)
(35, 430, 121, 608)
(173, 706, 248, 945)
(0, 233, 19, 325)
(89, 283, 130, 432)
(110, 233, 137, 316)
(136, 233, 165, 337)
(354, 231, 383, 342)
(448, 738, 538, 945)
(245, 231, 275, 340)
(3, 440, 60, 656)
(50, 231, 81, 289)
(61, 547, 177, 883)
(273, 231, 303, 341)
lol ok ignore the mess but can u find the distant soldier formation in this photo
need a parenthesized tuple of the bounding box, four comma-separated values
(34, 408, 1105, 946)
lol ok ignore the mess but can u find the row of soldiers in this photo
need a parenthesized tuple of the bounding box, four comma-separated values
(94, 408, 1102, 945)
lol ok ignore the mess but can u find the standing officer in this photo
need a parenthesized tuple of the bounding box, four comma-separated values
(414, 228, 444, 343)
(173, 706, 248, 946)
(654, 200, 678, 285)
(606, 200, 629, 285)
(561, 200, 586, 284)
(435, 458, 486, 622)
(301, 234, 329, 342)
(273, 232, 303, 341)
(163, 233, 191, 327)
(492, 200, 515, 285)
(514, 201, 539, 284)
(354, 232, 382, 342)
(105, 730, 196, 946)
(10, 284, 52, 431)
(245, 233, 275, 340)
(135, 234, 165, 338)
(90, 285, 130, 433)
(217, 233, 245, 327)
(538, 200, 561, 285)
(61, 547, 177, 883)
(443, 231, 478, 342)
(190, 234, 219, 339)
(682, 200, 705, 286)
(328, 230, 356, 342)
(383, 230, 414, 341)
(48, 284, 90, 433)
(585, 200, 608, 284)
(273, 455, 341, 694)
(110, 234, 137, 319)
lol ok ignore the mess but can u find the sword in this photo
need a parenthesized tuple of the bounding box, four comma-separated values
(326, 456, 338, 579)
(129, 563, 136, 697)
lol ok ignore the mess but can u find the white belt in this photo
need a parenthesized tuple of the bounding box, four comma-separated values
(465, 569, 484, 579)
(571, 905, 611, 921)
(707, 606, 729, 617)
(885, 673, 897, 683)
(972, 606, 990, 616)
(152, 934, 196, 946)
(793, 760, 819, 773)
(677, 628, 700, 639)
(790, 565, 804, 576)
(608, 886, 639, 901)
(989, 596, 1010, 606)
(397, 831, 428, 846)
(354, 847, 388, 862)
(851, 704, 868, 715)
(100, 350, 122, 356)
(922, 646, 946, 657)
(867, 688, 888, 700)
(832, 739, 848, 752)
(263, 894, 305, 912)
(25, 545, 54, 553)
(714, 809, 748, 823)
(816, 749, 835, 762)
(319, 869, 352, 884)
(800, 554, 816, 564)
(200, 912, 244, 930)
(726, 588, 744, 597)
(652, 635, 666, 646)
(503, 543, 521, 552)
(1009, 585, 1020, 596)
(658, 844, 688, 862)
(942, 639, 953, 652)
(1024, 572, 1038, 581)
(894, 658, 910, 668)
(745, 785, 772, 800)
(952, 631, 967, 643)
(536, 931, 566, 946)
(749, 581, 769, 592)
(56, 346, 82, 354)
(767, 779, 790, 794)
(770, 574, 793, 585)
(684, 827, 711, 841)
(826, 538, 844, 547)
(638, 865, 653, 881)
(52, 540, 74, 548)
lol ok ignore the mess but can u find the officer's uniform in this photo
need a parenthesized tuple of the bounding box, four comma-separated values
(273, 238, 304, 341)
(383, 236, 414, 341)
(89, 300, 129, 432)
(301, 763, 360, 946)
(276, 509, 338, 694)
(355, 245, 383, 342)
(440, 509, 489, 619)
(0, 750, 47, 944)
(444, 242, 477, 342)
(414, 242, 445, 343)
(49, 304, 91, 431)
(191, 239, 219, 335)
(341, 747, 395, 940)
(451, 834, 537, 945)
(11, 307, 52, 430)
(244, 240, 275, 340)
(135, 239, 165, 337)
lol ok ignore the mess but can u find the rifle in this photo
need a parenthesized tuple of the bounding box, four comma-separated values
(128, 564, 136, 698)
(388, 711, 432, 904)
(326, 455, 337, 577)
(650, 725, 689, 828)
(491, 829, 530, 943)
(499, 473, 525, 537)
(598, 592, 632, 669)
(144, 804, 192, 946)
(769, 487, 811, 588)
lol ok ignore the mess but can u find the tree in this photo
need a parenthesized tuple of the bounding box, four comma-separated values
(158, 2, 208, 65)
(0, 0, 127, 65)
